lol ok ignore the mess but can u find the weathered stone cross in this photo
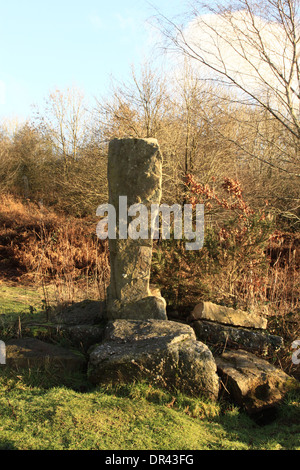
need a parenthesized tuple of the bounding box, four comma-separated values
(106, 137, 167, 320)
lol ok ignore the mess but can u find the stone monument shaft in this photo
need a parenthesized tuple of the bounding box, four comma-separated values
(107, 137, 167, 320)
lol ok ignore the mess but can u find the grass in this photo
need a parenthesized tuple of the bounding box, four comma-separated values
(0, 284, 300, 451)
(0, 368, 299, 450)
(0, 284, 58, 342)
(0, 284, 44, 316)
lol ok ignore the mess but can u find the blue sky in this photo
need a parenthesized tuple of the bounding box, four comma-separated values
(0, 0, 185, 123)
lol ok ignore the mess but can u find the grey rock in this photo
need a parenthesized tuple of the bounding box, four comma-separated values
(104, 318, 196, 343)
(88, 319, 219, 400)
(192, 320, 283, 354)
(189, 301, 267, 329)
(53, 300, 105, 326)
(59, 324, 105, 351)
(216, 350, 299, 414)
(5, 337, 86, 371)
(106, 296, 167, 321)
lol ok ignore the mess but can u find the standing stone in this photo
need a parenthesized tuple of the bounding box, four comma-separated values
(107, 137, 167, 320)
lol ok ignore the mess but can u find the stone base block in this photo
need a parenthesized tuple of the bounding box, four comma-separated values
(88, 319, 219, 400)
(107, 295, 167, 320)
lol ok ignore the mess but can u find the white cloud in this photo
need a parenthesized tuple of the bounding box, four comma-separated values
(88, 14, 104, 30)
(183, 10, 297, 108)
(116, 13, 136, 32)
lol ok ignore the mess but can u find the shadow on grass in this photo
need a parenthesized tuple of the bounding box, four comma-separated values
(216, 388, 300, 450)
(0, 439, 17, 450)
(98, 380, 300, 450)
(0, 364, 92, 393)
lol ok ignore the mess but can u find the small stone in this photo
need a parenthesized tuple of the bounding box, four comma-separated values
(216, 350, 299, 414)
(53, 300, 105, 326)
(189, 301, 267, 329)
(192, 320, 283, 354)
(5, 338, 86, 371)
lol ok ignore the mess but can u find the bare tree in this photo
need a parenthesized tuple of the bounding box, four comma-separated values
(96, 62, 171, 140)
(156, 0, 300, 178)
(34, 86, 87, 173)
(0, 127, 17, 192)
(95, 61, 247, 204)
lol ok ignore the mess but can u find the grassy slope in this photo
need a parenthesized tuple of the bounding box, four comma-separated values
(0, 285, 45, 315)
(0, 369, 299, 451)
(0, 285, 300, 451)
